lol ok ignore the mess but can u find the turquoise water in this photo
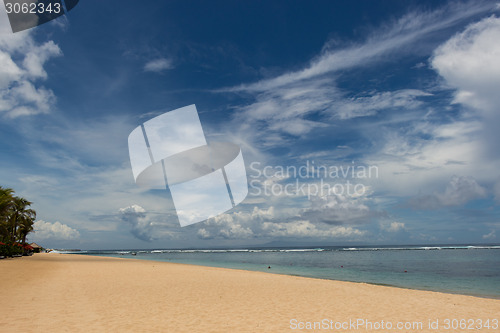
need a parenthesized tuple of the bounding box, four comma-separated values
(66, 245, 500, 298)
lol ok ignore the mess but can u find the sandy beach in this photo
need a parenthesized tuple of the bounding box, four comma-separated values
(1, 253, 498, 332)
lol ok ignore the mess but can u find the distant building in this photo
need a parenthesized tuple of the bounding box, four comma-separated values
(29, 242, 43, 253)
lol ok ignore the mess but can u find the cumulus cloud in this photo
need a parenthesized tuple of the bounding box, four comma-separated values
(438, 175, 487, 205)
(432, 16, 500, 113)
(119, 204, 156, 241)
(198, 206, 273, 239)
(196, 175, 379, 240)
(196, 203, 368, 241)
(432, 15, 500, 161)
(144, 58, 173, 72)
(410, 175, 487, 209)
(261, 220, 366, 238)
(0, 23, 62, 118)
(33, 220, 80, 240)
(381, 221, 406, 233)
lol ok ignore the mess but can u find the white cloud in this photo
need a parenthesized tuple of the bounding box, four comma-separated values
(231, 83, 433, 143)
(438, 175, 487, 206)
(23, 40, 61, 79)
(33, 220, 80, 240)
(432, 16, 500, 113)
(0, 23, 61, 118)
(431, 14, 500, 165)
(381, 221, 406, 232)
(233, 79, 335, 137)
(198, 217, 253, 239)
(362, 112, 500, 197)
(261, 220, 366, 239)
(198, 206, 273, 239)
(410, 175, 487, 209)
(2, 81, 56, 117)
(332, 89, 431, 120)
(196, 228, 211, 239)
(144, 58, 173, 72)
(119, 204, 156, 242)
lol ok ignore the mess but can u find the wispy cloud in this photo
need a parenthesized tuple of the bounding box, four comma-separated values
(220, 0, 497, 149)
(482, 230, 496, 239)
(144, 58, 174, 72)
(331, 90, 432, 120)
(226, 1, 496, 93)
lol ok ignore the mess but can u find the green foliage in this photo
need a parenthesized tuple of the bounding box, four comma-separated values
(0, 242, 24, 257)
(0, 186, 37, 251)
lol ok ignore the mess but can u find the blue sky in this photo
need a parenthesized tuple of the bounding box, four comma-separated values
(1, 0, 500, 249)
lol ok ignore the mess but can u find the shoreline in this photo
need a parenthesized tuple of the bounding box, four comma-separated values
(76, 252, 500, 300)
(1, 253, 499, 332)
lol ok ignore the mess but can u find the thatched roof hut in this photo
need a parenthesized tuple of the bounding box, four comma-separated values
(29, 242, 43, 253)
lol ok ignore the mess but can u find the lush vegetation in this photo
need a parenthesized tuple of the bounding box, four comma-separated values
(0, 186, 37, 257)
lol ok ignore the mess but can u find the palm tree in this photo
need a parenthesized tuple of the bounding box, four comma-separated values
(8, 196, 36, 243)
(0, 187, 36, 244)
(0, 186, 14, 242)
(18, 212, 36, 244)
(0, 186, 14, 217)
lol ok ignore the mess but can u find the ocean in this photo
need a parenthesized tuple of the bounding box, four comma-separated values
(62, 245, 500, 299)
